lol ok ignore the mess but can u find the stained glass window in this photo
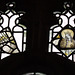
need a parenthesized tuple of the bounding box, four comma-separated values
(0, 2, 27, 59)
(48, 2, 75, 61)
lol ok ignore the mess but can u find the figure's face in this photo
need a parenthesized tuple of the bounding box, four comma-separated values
(65, 33, 71, 41)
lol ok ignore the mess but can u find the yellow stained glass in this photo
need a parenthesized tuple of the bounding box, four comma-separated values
(56, 35, 60, 38)
(11, 40, 15, 44)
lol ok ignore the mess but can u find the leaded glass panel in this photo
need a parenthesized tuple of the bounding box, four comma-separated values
(48, 2, 75, 61)
(0, 2, 27, 59)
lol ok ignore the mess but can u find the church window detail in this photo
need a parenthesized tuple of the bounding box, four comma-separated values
(49, 2, 75, 61)
(0, 2, 27, 59)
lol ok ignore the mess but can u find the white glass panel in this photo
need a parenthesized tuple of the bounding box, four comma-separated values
(53, 39, 60, 45)
(23, 44, 26, 51)
(19, 24, 27, 29)
(7, 11, 13, 17)
(53, 33, 57, 38)
(69, 16, 75, 27)
(36, 72, 46, 75)
(52, 45, 60, 52)
(49, 30, 52, 42)
(66, 12, 71, 17)
(7, 42, 16, 49)
(57, 53, 62, 56)
(53, 27, 62, 32)
(48, 44, 51, 52)
(73, 54, 75, 62)
(59, 19, 62, 24)
(60, 15, 68, 27)
(68, 55, 72, 61)
(9, 4, 14, 7)
(1, 15, 8, 28)
(14, 26, 23, 31)
(1, 53, 10, 59)
(13, 33, 23, 52)
(12, 49, 19, 53)
(6, 32, 12, 37)
(24, 30, 27, 42)
(9, 15, 19, 30)
(22, 72, 34, 75)
(0, 26, 2, 31)
(3, 46, 13, 53)
(50, 25, 58, 29)
(63, 55, 66, 57)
